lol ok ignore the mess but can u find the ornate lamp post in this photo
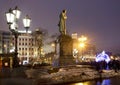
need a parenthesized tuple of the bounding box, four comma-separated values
(5, 6, 31, 67)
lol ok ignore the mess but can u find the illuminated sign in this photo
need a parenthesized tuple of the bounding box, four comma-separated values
(96, 51, 110, 63)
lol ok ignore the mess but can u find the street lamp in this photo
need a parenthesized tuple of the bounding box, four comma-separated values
(23, 15, 31, 32)
(78, 35, 87, 61)
(6, 8, 15, 28)
(5, 6, 31, 67)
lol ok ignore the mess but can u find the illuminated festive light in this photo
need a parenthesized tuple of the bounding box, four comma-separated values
(96, 51, 110, 63)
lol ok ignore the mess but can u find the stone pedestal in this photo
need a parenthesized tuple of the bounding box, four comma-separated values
(59, 55, 75, 66)
(58, 35, 75, 66)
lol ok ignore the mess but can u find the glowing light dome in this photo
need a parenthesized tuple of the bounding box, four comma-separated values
(96, 51, 110, 63)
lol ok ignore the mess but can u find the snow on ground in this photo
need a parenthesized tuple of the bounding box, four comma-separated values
(1, 65, 120, 85)
(25, 65, 120, 85)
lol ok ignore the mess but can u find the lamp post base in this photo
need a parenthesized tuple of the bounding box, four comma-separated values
(12, 53, 19, 68)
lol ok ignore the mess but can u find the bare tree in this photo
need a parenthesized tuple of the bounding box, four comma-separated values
(32, 27, 48, 58)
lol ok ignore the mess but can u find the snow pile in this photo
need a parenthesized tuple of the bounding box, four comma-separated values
(25, 66, 120, 85)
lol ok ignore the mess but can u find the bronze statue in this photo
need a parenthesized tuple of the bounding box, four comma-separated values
(58, 10, 67, 35)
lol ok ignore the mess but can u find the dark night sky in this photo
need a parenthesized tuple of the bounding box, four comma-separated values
(0, 0, 120, 53)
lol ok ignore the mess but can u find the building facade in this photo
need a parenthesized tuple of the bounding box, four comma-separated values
(0, 30, 13, 68)
(0, 30, 39, 64)
(14, 31, 36, 64)
(0, 30, 12, 54)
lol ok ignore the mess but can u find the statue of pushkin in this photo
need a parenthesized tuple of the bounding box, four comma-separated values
(58, 10, 67, 35)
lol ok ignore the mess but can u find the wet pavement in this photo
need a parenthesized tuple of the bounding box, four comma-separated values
(0, 78, 33, 85)
(68, 77, 120, 85)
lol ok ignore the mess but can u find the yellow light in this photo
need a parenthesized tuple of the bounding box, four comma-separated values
(78, 35, 87, 42)
(71, 81, 90, 85)
(5, 62, 8, 66)
(41, 48, 43, 51)
(51, 43, 55, 47)
(10, 43, 13, 46)
(79, 43, 85, 48)
(71, 83, 83, 85)
(4, 44, 7, 48)
(110, 56, 114, 59)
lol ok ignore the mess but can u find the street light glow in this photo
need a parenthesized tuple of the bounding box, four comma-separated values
(79, 43, 85, 48)
(78, 35, 87, 42)
(5, 8, 15, 25)
(23, 15, 31, 29)
(78, 35, 87, 48)
(12, 6, 21, 20)
(78, 35, 88, 61)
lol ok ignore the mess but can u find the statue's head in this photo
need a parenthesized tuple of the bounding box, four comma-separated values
(63, 10, 66, 13)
